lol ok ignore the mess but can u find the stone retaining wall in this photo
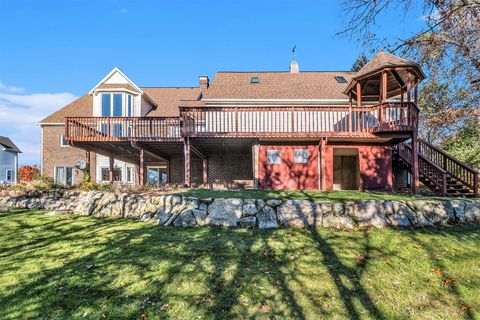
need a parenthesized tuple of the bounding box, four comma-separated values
(1, 190, 479, 229)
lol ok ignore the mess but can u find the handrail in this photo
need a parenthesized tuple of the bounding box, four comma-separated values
(418, 139, 478, 193)
(65, 116, 182, 142)
(396, 142, 448, 195)
(179, 102, 418, 137)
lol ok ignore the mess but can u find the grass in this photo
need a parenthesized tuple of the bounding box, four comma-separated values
(177, 188, 462, 202)
(0, 210, 479, 320)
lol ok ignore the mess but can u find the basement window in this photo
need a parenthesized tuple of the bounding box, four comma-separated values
(294, 149, 309, 164)
(267, 150, 281, 164)
(250, 76, 260, 84)
(335, 76, 348, 83)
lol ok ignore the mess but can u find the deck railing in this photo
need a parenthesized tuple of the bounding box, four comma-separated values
(180, 102, 417, 138)
(66, 102, 418, 142)
(65, 117, 181, 141)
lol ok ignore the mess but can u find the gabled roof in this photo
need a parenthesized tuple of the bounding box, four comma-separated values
(89, 67, 143, 95)
(0, 136, 22, 153)
(203, 71, 355, 101)
(39, 87, 201, 123)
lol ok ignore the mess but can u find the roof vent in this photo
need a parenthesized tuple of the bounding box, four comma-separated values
(250, 76, 260, 84)
(335, 76, 347, 83)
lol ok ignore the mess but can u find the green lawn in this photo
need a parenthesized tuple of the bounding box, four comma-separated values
(178, 188, 461, 202)
(1, 210, 479, 320)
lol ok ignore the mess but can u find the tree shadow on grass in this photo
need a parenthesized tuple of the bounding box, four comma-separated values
(401, 226, 479, 320)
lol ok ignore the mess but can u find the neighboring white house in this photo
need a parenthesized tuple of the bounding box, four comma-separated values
(0, 136, 21, 185)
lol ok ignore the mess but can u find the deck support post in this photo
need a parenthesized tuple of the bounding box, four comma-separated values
(348, 93, 353, 133)
(411, 132, 420, 194)
(184, 137, 191, 188)
(85, 151, 91, 181)
(253, 141, 259, 190)
(108, 156, 114, 184)
(166, 160, 170, 184)
(139, 149, 144, 186)
(203, 158, 208, 187)
(320, 138, 327, 191)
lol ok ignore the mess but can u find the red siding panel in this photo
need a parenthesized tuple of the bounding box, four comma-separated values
(258, 145, 319, 190)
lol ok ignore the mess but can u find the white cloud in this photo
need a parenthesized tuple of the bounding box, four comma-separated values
(119, 8, 128, 14)
(0, 84, 77, 166)
(0, 80, 25, 93)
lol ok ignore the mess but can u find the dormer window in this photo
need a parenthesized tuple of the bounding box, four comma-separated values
(101, 93, 135, 117)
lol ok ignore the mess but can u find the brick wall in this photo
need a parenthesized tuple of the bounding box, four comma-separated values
(168, 153, 253, 188)
(42, 125, 95, 184)
(207, 153, 253, 188)
(393, 161, 411, 191)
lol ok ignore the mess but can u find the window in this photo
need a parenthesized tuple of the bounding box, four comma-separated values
(127, 94, 133, 116)
(55, 167, 73, 186)
(100, 167, 122, 182)
(126, 167, 133, 183)
(294, 149, 309, 164)
(6, 170, 13, 182)
(335, 76, 348, 83)
(250, 76, 260, 84)
(101, 93, 134, 117)
(267, 150, 281, 164)
(59, 134, 69, 147)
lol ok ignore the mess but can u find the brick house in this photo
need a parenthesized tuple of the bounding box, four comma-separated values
(39, 52, 478, 196)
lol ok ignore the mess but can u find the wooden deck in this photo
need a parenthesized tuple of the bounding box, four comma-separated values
(66, 102, 418, 142)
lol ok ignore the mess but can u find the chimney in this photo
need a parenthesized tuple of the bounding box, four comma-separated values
(290, 60, 299, 73)
(199, 76, 209, 92)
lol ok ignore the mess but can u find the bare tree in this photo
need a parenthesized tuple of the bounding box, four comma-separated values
(339, 0, 480, 144)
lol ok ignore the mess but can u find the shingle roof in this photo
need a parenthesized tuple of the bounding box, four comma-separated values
(39, 87, 201, 123)
(0, 136, 21, 153)
(355, 52, 418, 79)
(40, 94, 93, 124)
(142, 88, 201, 116)
(203, 71, 355, 100)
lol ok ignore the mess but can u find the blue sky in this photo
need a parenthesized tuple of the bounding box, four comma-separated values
(0, 0, 425, 165)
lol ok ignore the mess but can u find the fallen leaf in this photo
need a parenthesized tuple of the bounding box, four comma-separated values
(460, 305, 470, 312)
(289, 255, 297, 261)
(441, 277, 455, 287)
(385, 258, 392, 265)
(433, 268, 443, 277)
(356, 255, 366, 262)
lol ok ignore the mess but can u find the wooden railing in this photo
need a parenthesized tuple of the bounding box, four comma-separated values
(66, 117, 182, 142)
(66, 102, 418, 141)
(396, 142, 448, 195)
(180, 102, 418, 137)
(419, 139, 478, 194)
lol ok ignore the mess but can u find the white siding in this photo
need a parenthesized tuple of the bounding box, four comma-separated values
(95, 154, 136, 184)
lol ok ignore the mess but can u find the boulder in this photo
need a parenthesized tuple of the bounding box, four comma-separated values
(450, 200, 466, 223)
(257, 206, 279, 229)
(173, 209, 196, 227)
(352, 200, 388, 228)
(266, 199, 282, 208)
(45, 209, 71, 216)
(154, 209, 171, 225)
(407, 200, 454, 225)
(464, 201, 480, 223)
(206, 198, 243, 227)
(239, 216, 257, 228)
(321, 213, 355, 229)
(192, 209, 208, 226)
(277, 200, 321, 227)
(243, 199, 259, 216)
(388, 213, 412, 227)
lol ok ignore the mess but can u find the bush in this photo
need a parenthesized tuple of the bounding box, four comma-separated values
(18, 165, 40, 183)
(27, 175, 64, 190)
(76, 181, 110, 191)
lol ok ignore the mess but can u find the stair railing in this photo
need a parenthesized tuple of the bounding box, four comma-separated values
(418, 139, 479, 195)
(395, 142, 448, 195)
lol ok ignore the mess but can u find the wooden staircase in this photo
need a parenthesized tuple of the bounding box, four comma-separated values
(394, 139, 479, 197)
